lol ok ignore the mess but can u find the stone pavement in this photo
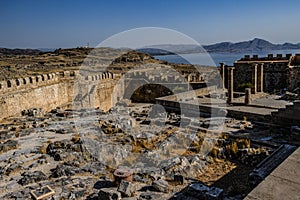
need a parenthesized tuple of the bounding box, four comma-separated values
(245, 147, 300, 200)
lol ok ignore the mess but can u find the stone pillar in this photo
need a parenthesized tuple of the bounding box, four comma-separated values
(227, 67, 234, 104)
(220, 63, 225, 89)
(187, 75, 191, 82)
(252, 64, 258, 94)
(245, 88, 252, 105)
(257, 63, 264, 92)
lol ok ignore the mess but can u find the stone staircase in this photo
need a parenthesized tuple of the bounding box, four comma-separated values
(271, 100, 300, 126)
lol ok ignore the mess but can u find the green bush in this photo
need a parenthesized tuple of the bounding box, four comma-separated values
(237, 82, 253, 92)
(173, 86, 186, 94)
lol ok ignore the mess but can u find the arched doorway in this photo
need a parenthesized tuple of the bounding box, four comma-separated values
(130, 84, 173, 103)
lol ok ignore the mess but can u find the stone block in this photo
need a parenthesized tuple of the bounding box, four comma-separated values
(186, 182, 209, 198)
(152, 179, 169, 193)
(206, 187, 223, 200)
(117, 180, 136, 197)
(138, 192, 169, 200)
(160, 157, 181, 171)
(98, 188, 121, 200)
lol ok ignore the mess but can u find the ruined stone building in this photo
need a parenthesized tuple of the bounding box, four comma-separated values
(222, 54, 300, 92)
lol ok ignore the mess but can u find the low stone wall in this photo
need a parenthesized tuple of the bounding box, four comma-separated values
(156, 86, 271, 122)
(0, 81, 72, 120)
(271, 101, 300, 126)
(155, 86, 219, 117)
(156, 86, 217, 102)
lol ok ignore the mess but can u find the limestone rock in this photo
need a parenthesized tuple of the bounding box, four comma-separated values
(2, 188, 32, 199)
(0, 140, 19, 153)
(175, 182, 223, 200)
(159, 157, 181, 171)
(21, 108, 44, 117)
(51, 164, 82, 178)
(82, 161, 107, 176)
(18, 171, 48, 186)
(135, 167, 164, 181)
(0, 162, 22, 175)
(152, 179, 169, 193)
(98, 188, 121, 200)
(117, 180, 136, 197)
(138, 192, 169, 200)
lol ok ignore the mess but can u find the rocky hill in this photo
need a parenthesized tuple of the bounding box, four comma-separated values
(137, 38, 300, 55)
(0, 47, 125, 80)
(204, 38, 300, 52)
(0, 48, 42, 55)
(0, 47, 206, 80)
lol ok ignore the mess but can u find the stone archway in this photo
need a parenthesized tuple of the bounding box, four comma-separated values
(130, 84, 173, 103)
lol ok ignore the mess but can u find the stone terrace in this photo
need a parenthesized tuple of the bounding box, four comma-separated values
(245, 147, 300, 200)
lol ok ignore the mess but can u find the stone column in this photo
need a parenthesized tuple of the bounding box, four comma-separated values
(257, 63, 264, 92)
(220, 63, 225, 89)
(252, 64, 258, 94)
(187, 75, 192, 82)
(227, 67, 235, 104)
(245, 88, 252, 105)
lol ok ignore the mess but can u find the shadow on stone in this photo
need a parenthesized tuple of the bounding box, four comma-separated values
(93, 180, 115, 189)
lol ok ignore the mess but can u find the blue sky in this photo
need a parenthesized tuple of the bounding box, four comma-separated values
(0, 0, 299, 48)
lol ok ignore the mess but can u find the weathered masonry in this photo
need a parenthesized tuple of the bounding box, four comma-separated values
(0, 71, 116, 121)
(232, 54, 300, 92)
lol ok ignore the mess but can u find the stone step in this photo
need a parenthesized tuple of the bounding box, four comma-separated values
(275, 112, 300, 120)
(273, 116, 300, 125)
(271, 105, 300, 125)
(286, 108, 300, 113)
(286, 109, 300, 116)
(293, 100, 300, 106)
(278, 108, 286, 112)
(249, 144, 297, 187)
(285, 105, 294, 109)
(271, 111, 279, 117)
(286, 105, 300, 111)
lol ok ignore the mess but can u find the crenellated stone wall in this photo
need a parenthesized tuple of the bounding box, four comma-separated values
(0, 70, 116, 121)
(232, 54, 299, 92)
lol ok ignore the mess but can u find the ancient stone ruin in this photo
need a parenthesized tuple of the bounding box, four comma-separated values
(0, 51, 299, 199)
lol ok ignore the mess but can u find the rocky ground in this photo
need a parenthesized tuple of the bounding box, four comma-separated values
(0, 102, 277, 200)
(0, 47, 218, 81)
(0, 47, 125, 80)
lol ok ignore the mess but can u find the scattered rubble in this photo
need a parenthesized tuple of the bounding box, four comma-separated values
(172, 182, 223, 200)
(0, 140, 18, 153)
(0, 104, 296, 199)
(152, 179, 169, 193)
(99, 188, 121, 200)
(18, 171, 48, 186)
(117, 180, 136, 197)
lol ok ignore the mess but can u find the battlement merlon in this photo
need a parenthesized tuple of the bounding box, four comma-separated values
(0, 70, 115, 94)
(236, 53, 296, 63)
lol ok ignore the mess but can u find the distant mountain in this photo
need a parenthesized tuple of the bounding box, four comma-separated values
(137, 38, 300, 55)
(2, 38, 300, 56)
(38, 48, 56, 52)
(0, 48, 42, 55)
(204, 38, 300, 52)
(137, 44, 205, 55)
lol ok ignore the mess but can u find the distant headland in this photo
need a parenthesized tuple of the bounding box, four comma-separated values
(137, 38, 300, 55)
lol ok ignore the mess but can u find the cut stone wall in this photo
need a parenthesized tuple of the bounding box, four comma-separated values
(0, 71, 116, 121)
(229, 53, 300, 92)
(233, 61, 288, 92)
(287, 67, 300, 91)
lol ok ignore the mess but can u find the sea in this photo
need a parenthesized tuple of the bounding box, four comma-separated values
(154, 49, 300, 66)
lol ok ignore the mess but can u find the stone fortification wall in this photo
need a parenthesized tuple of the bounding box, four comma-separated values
(233, 54, 291, 92)
(0, 71, 115, 121)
